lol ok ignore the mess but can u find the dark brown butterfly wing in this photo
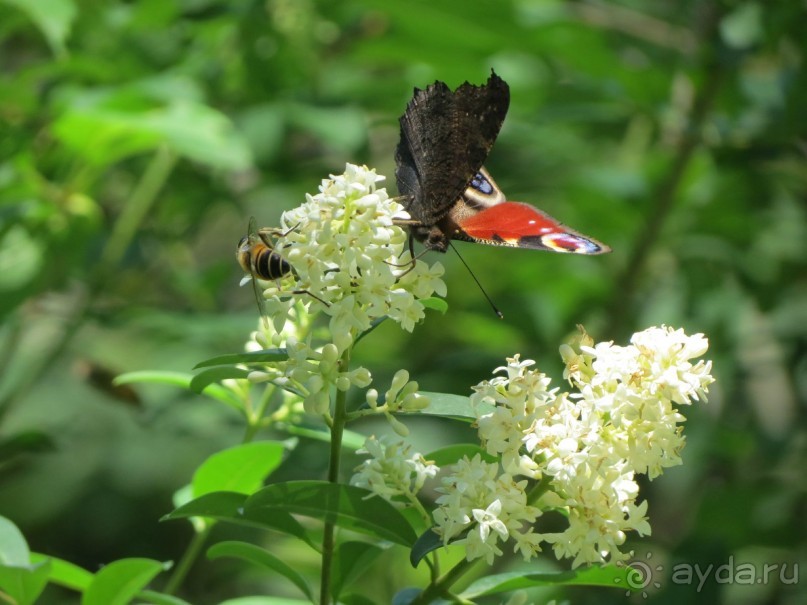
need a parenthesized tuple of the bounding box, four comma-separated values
(395, 71, 510, 226)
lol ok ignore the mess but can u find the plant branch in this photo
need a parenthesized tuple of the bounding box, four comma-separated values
(320, 345, 351, 605)
(163, 525, 212, 595)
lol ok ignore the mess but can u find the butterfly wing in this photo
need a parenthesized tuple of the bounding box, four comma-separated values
(444, 168, 610, 254)
(395, 71, 510, 226)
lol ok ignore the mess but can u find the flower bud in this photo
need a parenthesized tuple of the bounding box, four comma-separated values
(401, 392, 430, 411)
(386, 413, 410, 437)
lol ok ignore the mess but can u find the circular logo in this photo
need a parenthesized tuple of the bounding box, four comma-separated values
(615, 552, 663, 598)
(626, 560, 653, 590)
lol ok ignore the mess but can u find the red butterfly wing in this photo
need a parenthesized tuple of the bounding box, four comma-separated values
(450, 169, 609, 254)
(459, 201, 610, 254)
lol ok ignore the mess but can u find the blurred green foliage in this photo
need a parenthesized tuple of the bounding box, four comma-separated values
(0, 0, 804, 603)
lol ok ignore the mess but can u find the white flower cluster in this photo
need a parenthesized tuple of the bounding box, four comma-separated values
(261, 163, 446, 351)
(433, 326, 714, 568)
(350, 436, 439, 507)
(241, 164, 446, 416)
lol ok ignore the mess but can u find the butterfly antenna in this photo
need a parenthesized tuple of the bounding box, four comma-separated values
(449, 243, 503, 319)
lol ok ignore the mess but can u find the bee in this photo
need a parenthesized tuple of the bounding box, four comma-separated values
(237, 217, 328, 325)
(237, 217, 295, 326)
(237, 216, 293, 282)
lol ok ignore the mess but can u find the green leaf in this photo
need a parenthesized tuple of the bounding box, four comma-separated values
(0, 430, 56, 462)
(0, 518, 49, 605)
(0, 515, 30, 565)
(31, 553, 93, 591)
(164, 491, 248, 521)
(421, 297, 448, 313)
(3, 0, 76, 56)
(413, 392, 494, 421)
(331, 541, 384, 601)
(409, 529, 442, 568)
(207, 541, 313, 600)
(287, 104, 366, 153)
(139, 102, 253, 171)
(0, 559, 51, 605)
(114, 371, 243, 410)
(245, 481, 417, 547)
(192, 441, 285, 497)
(164, 492, 316, 549)
(391, 587, 421, 605)
(460, 566, 635, 598)
(52, 110, 163, 166)
(219, 597, 312, 605)
(339, 594, 377, 605)
(193, 349, 289, 369)
(189, 367, 251, 393)
(138, 590, 194, 605)
(425, 444, 497, 467)
(81, 558, 170, 605)
(52, 102, 252, 170)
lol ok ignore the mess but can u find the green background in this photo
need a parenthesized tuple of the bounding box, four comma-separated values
(0, 0, 804, 603)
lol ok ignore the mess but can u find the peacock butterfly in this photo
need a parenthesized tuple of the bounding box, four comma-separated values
(395, 71, 609, 255)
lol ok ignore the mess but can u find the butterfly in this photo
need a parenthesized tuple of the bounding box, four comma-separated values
(395, 71, 609, 255)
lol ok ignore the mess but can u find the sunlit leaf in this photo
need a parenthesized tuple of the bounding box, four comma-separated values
(52, 102, 252, 170)
(0, 559, 50, 605)
(114, 371, 243, 410)
(409, 392, 493, 421)
(30, 553, 92, 591)
(189, 367, 251, 393)
(421, 297, 448, 313)
(138, 590, 194, 605)
(81, 558, 170, 605)
(191, 441, 285, 497)
(208, 541, 313, 600)
(0, 515, 30, 565)
(3, 0, 76, 56)
(51, 110, 163, 166)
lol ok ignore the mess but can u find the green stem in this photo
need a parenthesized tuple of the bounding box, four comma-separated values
(100, 146, 177, 271)
(411, 557, 476, 605)
(163, 525, 212, 595)
(320, 346, 351, 605)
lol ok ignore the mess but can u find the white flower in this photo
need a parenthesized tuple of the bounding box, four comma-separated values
(432, 455, 541, 563)
(350, 436, 438, 506)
